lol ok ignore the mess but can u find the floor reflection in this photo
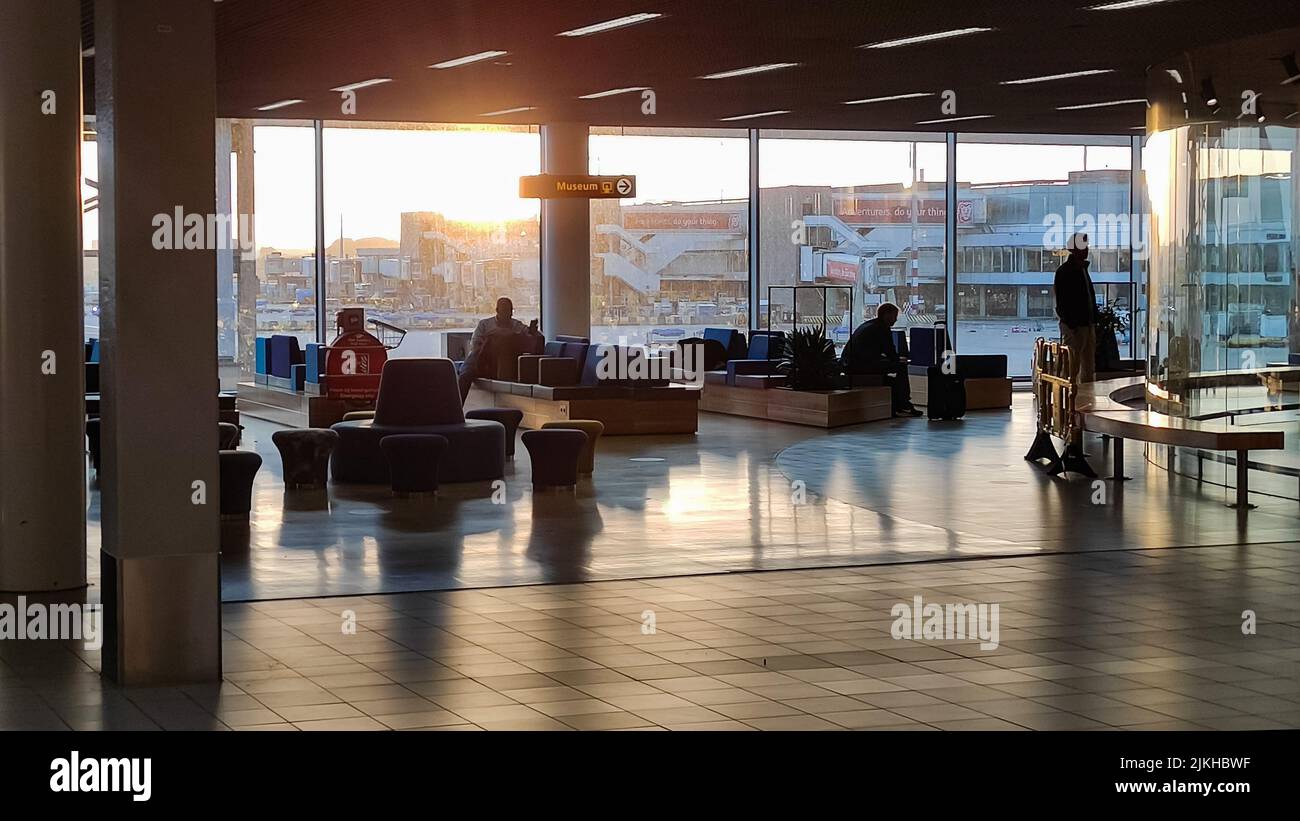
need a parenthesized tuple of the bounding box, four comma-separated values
(85, 395, 1300, 603)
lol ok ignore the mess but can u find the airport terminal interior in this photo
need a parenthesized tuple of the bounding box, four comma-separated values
(2, 0, 1300, 731)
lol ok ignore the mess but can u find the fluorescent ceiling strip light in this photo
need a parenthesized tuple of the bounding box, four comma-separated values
(330, 78, 392, 92)
(481, 106, 536, 116)
(1000, 69, 1114, 85)
(915, 114, 994, 124)
(256, 99, 304, 111)
(1056, 98, 1147, 109)
(863, 27, 993, 49)
(430, 50, 507, 69)
(579, 87, 649, 99)
(558, 13, 663, 37)
(699, 62, 798, 80)
(844, 92, 934, 105)
(1087, 0, 1183, 10)
(719, 110, 790, 121)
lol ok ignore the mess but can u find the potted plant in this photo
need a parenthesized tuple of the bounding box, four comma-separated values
(1094, 301, 1127, 372)
(776, 323, 840, 391)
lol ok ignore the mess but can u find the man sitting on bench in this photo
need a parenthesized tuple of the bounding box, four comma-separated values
(841, 303, 922, 418)
(457, 297, 543, 402)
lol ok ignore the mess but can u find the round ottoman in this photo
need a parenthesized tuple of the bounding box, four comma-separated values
(521, 429, 587, 489)
(380, 434, 449, 495)
(466, 408, 524, 457)
(218, 421, 241, 450)
(219, 449, 263, 519)
(540, 420, 604, 475)
(272, 428, 340, 489)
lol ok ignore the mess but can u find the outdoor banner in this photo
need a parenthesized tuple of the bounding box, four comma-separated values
(622, 211, 743, 231)
(833, 195, 986, 225)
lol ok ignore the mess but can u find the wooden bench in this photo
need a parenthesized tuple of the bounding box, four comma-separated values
(1081, 409, 1285, 509)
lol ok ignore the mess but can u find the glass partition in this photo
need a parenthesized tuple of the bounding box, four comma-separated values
(1145, 32, 1300, 500)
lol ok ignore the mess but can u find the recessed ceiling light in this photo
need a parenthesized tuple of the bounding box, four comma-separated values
(429, 50, 508, 69)
(862, 27, 993, 49)
(558, 13, 663, 37)
(719, 110, 790, 121)
(915, 114, 995, 124)
(480, 106, 536, 116)
(1087, 0, 1183, 10)
(329, 78, 393, 92)
(579, 87, 649, 99)
(844, 92, 934, 105)
(1056, 98, 1147, 110)
(699, 63, 798, 80)
(1000, 69, 1114, 85)
(256, 99, 304, 111)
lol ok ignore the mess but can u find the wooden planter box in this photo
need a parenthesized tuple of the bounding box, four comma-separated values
(909, 375, 1012, 410)
(468, 384, 699, 435)
(700, 382, 892, 428)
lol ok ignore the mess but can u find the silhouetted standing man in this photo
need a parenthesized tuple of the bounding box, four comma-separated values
(1055, 232, 1098, 384)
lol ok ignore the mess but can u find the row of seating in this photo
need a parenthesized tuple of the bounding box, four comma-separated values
(253, 334, 327, 392)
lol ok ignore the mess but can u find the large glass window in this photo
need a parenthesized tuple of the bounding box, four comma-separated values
(82, 131, 98, 345)
(323, 122, 541, 358)
(758, 130, 947, 348)
(228, 120, 320, 366)
(956, 135, 1133, 375)
(588, 127, 749, 346)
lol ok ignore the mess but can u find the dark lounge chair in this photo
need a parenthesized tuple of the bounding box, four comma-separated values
(331, 358, 505, 484)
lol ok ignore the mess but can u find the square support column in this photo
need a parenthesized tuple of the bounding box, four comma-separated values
(0, 0, 88, 593)
(541, 123, 591, 339)
(95, 0, 221, 684)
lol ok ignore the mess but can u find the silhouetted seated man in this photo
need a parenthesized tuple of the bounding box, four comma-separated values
(457, 297, 543, 401)
(841, 303, 922, 418)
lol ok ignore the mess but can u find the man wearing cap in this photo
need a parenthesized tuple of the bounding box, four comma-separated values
(1054, 232, 1098, 384)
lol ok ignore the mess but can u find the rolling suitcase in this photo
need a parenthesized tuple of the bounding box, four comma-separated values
(925, 321, 966, 420)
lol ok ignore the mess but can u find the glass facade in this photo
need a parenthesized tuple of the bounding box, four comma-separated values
(242, 121, 317, 359)
(322, 122, 541, 358)
(222, 122, 1152, 375)
(82, 135, 98, 343)
(955, 135, 1135, 376)
(588, 127, 749, 346)
(758, 130, 947, 346)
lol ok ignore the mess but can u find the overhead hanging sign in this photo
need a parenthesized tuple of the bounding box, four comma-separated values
(519, 174, 636, 199)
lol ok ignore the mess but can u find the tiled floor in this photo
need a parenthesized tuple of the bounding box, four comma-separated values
(83, 394, 1300, 602)
(4, 543, 1298, 730)
(34, 395, 1297, 730)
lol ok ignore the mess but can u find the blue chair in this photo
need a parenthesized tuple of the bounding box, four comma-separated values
(254, 337, 269, 384)
(725, 330, 787, 386)
(908, 326, 951, 368)
(702, 327, 746, 362)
